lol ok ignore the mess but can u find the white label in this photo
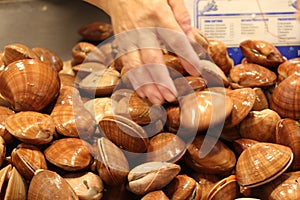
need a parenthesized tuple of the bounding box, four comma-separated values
(184, 0, 300, 47)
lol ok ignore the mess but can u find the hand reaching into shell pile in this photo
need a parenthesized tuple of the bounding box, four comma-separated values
(84, 0, 226, 105)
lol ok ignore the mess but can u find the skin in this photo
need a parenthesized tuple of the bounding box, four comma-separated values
(298, 0, 300, 20)
(83, 0, 221, 104)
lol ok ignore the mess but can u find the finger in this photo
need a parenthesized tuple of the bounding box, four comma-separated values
(167, 0, 195, 39)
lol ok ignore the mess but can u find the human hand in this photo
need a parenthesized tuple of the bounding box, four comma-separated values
(85, 0, 224, 105)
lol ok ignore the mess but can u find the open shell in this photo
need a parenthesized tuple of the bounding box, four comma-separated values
(5, 111, 55, 145)
(236, 142, 293, 188)
(44, 138, 92, 171)
(207, 175, 239, 200)
(64, 172, 104, 200)
(0, 59, 60, 111)
(28, 169, 78, 200)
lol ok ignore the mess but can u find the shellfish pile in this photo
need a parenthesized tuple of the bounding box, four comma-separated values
(0, 21, 299, 200)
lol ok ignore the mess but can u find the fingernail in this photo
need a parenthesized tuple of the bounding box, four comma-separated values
(165, 91, 177, 103)
(150, 96, 164, 105)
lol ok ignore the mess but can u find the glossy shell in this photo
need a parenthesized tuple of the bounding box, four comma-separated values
(236, 142, 293, 188)
(0, 106, 14, 143)
(127, 161, 181, 195)
(141, 190, 169, 200)
(113, 93, 165, 125)
(84, 97, 114, 123)
(207, 175, 239, 200)
(11, 143, 48, 180)
(98, 114, 149, 153)
(270, 73, 300, 119)
(252, 87, 269, 111)
(224, 88, 256, 129)
(28, 169, 79, 200)
(64, 172, 104, 200)
(275, 118, 300, 171)
(146, 132, 186, 163)
(2, 43, 38, 66)
(72, 42, 104, 65)
(239, 109, 281, 142)
(233, 138, 259, 156)
(173, 75, 207, 97)
(208, 39, 233, 75)
(180, 90, 233, 132)
(185, 135, 236, 175)
(163, 53, 187, 77)
(164, 174, 202, 200)
(277, 57, 300, 82)
(229, 63, 277, 88)
(0, 59, 60, 111)
(32, 47, 63, 72)
(240, 40, 285, 68)
(4, 166, 27, 200)
(5, 111, 55, 145)
(44, 138, 92, 171)
(96, 137, 129, 186)
(51, 86, 97, 139)
(78, 21, 113, 41)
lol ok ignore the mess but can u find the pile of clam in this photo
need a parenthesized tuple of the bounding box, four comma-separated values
(0, 22, 299, 200)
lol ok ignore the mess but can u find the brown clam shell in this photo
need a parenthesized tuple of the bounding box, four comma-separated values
(78, 67, 120, 97)
(191, 173, 220, 200)
(0, 137, 5, 167)
(5, 111, 55, 145)
(233, 138, 259, 155)
(192, 27, 209, 50)
(141, 190, 169, 200)
(239, 109, 281, 142)
(270, 73, 300, 119)
(114, 92, 165, 125)
(252, 87, 269, 111)
(2, 43, 38, 66)
(28, 169, 79, 200)
(96, 137, 129, 186)
(5, 166, 27, 200)
(185, 135, 236, 175)
(165, 105, 180, 133)
(224, 88, 256, 129)
(240, 39, 285, 68)
(44, 138, 92, 171)
(163, 53, 187, 77)
(173, 75, 207, 97)
(207, 175, 239, 200)
(51, 86, 97, 139)
(59, 73, 76, 88)
(164, 174, 201, 200)
(208, 39, 233, 75)
(78, 21, 113, 41)
(72, 62, 106, 80)
(277, 57, 300, 82)
(146, 132, 186, 163)
(250, 171, 300, 200)
(0, 106, 14, 143)
(236, 142, 293, 188)
(98, 114, 149, 153)
(72, 42, 104, 65)
(64, 172, 104, 200)
(84, 97, 114, 123)
(32, 47, 63, 72)
(275, 118, 300, 171)
(127, 161, 181, 195)
(11, 143, 47, 180)
(229, 63, 277, 88)
(180, 90, 233, 132)
(0, 59, 60, 111)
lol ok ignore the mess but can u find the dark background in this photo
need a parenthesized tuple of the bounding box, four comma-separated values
(0, 0, 110, 61)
